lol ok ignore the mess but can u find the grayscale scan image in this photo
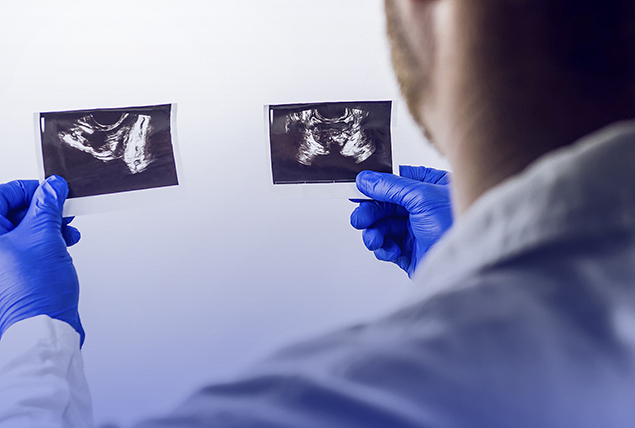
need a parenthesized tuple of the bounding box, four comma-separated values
(40, 104, 179, 198)
(269, 101, 392, 184)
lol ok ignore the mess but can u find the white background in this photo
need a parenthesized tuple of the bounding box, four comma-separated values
(0, 1, 449, 426)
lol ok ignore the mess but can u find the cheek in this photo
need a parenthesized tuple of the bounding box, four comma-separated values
(410, 4, 437, 79)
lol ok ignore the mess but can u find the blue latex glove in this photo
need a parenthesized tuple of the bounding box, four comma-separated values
(0, 176, 84, 345)
(350, 165, 453, 278)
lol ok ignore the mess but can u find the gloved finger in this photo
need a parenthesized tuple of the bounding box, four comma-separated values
(357, 171, 443, 215)
(351, 200, 394, 229)
(374, 238, 401, 261)
(0, 180, 40, 233)
(394, 256, 412, 276)
(0, 182, 38, 235)
(6, 207, 29, 229)
(19, 175, 68, 232)
(350, 199, 408, 230)
(6, 201, 73, 231)
(62, 224, 81, 247)
(399, 165, 451, 185)
(362, 227, 384, 251)
(0, 180, 39, 217)
(362, 217, 408, 250)
(0, 217, 14, 235)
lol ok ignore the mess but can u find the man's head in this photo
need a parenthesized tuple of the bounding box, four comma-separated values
(385, 0, 635, 212)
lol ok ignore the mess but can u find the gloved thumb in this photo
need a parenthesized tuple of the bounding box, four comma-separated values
(399, 165, 451, 185)
(19, 176, 68, 232)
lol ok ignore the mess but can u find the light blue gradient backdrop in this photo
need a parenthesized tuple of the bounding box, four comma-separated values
(0, 1, 449, 425)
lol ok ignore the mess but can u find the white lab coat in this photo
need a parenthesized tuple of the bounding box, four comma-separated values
(3, 121, 635, 427)
(0, 316, 92, 427)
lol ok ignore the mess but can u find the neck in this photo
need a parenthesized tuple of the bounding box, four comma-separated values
(443, 92, 633, 215)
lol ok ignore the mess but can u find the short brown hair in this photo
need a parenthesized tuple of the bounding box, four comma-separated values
(546, 0, 635, 81)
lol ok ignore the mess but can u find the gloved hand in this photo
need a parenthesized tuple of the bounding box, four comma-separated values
(350, 165, 453, 278)
(0, 176, 84, 345)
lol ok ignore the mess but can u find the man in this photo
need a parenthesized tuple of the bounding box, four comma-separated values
(2, 0, 635, 426)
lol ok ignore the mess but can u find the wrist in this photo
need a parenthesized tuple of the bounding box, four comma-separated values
(0, 310, 83, 347)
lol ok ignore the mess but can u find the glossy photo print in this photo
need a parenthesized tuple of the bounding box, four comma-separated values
(268, 101, 393, 184)
(38, 104, 179, 199)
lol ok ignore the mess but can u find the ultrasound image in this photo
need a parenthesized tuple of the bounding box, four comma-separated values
(58, 112, 154, 174)
(269, 101, 392, 184)
(40, 104, 179, 198)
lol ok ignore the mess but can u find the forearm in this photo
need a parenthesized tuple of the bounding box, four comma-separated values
(0, 315, 93, 428)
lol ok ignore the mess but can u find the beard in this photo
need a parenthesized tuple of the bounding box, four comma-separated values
(384, 0, 436, 143)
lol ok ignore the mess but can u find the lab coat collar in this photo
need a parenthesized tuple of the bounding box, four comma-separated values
(413, 121, 635, 297)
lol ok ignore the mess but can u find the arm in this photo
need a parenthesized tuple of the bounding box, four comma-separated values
(0, 177, 93, 427)
(0, 316, 92, 428)
(350, 166, 453, 278)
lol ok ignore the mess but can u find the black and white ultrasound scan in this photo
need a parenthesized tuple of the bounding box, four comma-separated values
(268, 101, 393, 184)
(39, 104, 179, 199)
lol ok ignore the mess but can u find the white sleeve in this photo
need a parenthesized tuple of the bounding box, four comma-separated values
(0, 315, 94, 428)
